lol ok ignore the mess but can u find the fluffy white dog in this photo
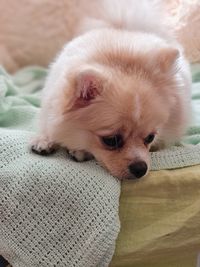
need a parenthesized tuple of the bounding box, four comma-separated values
(0, 0, 191, 179)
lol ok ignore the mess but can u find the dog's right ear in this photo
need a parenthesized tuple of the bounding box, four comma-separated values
(73, 67, 105, 108)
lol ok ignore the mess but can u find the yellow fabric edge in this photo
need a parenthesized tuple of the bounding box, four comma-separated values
(110, 164, 200, 267)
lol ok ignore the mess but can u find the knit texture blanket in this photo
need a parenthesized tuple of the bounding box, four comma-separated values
(0, 65, 200, 267)
(0, 67, 121, 267)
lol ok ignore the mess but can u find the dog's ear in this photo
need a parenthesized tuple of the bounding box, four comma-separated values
(74, 67, 105, 108)
(153, 47, 179, 73)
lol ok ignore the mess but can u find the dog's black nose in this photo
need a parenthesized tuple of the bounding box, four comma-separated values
(129, 161, 148, 179)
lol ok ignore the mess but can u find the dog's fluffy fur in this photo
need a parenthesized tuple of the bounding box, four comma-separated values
(30, 0, 191, 179)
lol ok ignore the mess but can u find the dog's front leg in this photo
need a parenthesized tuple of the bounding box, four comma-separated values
(30, 135, 58, 155)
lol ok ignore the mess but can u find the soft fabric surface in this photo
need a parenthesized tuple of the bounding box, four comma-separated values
(0, 65, 200, 267)
(0, 67, 120, 267)
(111, 165, 200, 267)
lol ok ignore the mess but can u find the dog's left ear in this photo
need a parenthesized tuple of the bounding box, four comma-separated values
(74, 67, 105, 108)
(154, 47, 179, 73)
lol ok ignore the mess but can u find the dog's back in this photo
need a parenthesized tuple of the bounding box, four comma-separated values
(78, 0, 171, 40)
(0, 0, 171, 71)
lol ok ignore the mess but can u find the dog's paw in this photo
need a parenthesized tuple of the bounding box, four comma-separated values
(68, 150, 93, 162)
(30, 136, 57, 156)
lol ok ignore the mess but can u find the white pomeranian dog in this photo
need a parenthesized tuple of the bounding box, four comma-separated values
(26, 0, 191, 179)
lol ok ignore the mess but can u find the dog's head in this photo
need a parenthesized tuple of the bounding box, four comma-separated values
(54, 31, 180, 179)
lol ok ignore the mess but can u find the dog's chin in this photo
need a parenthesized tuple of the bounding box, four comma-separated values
(106, 168, 149, 181)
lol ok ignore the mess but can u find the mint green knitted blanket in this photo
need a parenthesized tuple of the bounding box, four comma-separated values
(0, 67, 120, 267)
(0, 65, 200, 267)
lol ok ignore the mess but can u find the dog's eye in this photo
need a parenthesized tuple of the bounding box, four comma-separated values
(144, 133, 155, 144)
(101, 134, 123, 149)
